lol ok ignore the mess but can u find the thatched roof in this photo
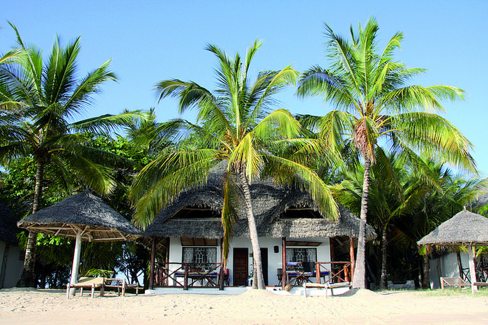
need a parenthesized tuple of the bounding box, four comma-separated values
(0, 201, 18, 244)
(417, 209, 488, 246)
(145, 177, 376, 240)
(17, 191, 141, 241)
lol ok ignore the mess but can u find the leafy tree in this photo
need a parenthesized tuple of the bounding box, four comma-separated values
(131, 41, 338, 289)
(0, 24, 142, 287)
(297, 18, 475, 288)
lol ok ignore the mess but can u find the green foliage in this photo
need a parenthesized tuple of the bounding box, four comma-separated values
(132, 41, 339, 263)
(84, 269, 114, 278)
(297, 17, 474, 171)
(0, 23, 146, 197)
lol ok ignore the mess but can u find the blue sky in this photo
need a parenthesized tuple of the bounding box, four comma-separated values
(1, 1, 487, 176)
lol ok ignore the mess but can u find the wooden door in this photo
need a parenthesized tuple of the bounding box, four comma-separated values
(233, 248, 248, 286)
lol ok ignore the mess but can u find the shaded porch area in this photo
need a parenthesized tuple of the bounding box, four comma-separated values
(146, 235, 357, 291)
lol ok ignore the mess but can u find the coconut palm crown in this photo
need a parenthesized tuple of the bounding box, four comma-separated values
(0, 23, 143, 287)
(131, 41, 338, 289)
(297, 18, 475, 288)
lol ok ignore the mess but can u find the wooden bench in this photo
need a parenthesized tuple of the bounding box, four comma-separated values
(303, 282, 352, 297)
(473, 282, 488, 289)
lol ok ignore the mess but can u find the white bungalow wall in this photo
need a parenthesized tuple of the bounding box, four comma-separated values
(0, 241, 24, 288)
(167, 236, 330, 287)
(428, 252, 469, 289)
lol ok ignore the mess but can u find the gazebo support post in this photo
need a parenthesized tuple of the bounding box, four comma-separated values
(468, 245, 478, 293)
(69, 231, 83, 296)
(281, 237, 287, 290)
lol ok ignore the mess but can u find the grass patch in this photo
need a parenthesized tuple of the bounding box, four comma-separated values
(415, 288, 488, 297)
(374, 288, 488, 297)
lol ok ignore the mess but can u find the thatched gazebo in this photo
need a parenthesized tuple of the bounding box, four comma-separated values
(17, 191, 141, 291)
(418, 208, 488, 292)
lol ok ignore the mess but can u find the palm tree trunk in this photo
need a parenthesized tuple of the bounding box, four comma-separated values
(239, 171, 265, 290)
(422, 253, 430, 289)
(352, 157, 371, 289)
(18, 160, 44, 287)
(379, 226, 388, 290)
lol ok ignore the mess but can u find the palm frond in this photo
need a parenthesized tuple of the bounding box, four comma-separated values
(62, 60, 116, 117)
(389, 112, 475, 173)
(70, 110, 147, 135)
(130, 148, 220, 227)
(266, 154, 339, 220)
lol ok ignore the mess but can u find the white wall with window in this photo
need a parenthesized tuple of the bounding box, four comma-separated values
(167, 236, 331, 287)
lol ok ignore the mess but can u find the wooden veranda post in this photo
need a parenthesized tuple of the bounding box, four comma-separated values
(149, 237, 156, 289)
(468, 245, 478, 293)
(349, 237, 355, 283)
(219, 237, 225, 290)
(281, 237, 287, 289)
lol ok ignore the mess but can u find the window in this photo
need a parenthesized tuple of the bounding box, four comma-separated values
(286, 248, 317, 262)
(182, 247, 217, 264)
(173, 206, 220, 219)
(280, 207, 322, 219)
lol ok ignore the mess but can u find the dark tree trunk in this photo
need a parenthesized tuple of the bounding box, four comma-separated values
(18, 160, 44, 287)
(239, 171, 265, 290)
(379, 226, 388, 290)
(456, 251, 463, 279)
(422, 253, 430, 289)
(352, 158, 371, 289)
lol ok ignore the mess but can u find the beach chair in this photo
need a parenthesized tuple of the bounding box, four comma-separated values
(125, 283, 144, 295)
(440, 276, 469, 289)
(66, 277, 105, 298)
(103, 278, 126, 296)
(303, 281, 352, 297)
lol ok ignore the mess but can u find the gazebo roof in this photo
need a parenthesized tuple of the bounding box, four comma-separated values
(17, 191, 141, 241)
(417, 209, 488, 246)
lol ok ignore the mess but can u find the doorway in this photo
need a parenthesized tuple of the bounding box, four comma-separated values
(260, 248, 268, 285)
(233, 248, 248, 286)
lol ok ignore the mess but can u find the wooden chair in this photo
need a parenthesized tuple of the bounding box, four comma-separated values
(103, 278, 126, 296)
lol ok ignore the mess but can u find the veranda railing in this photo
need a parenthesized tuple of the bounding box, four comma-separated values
(154, 262, 225, 290)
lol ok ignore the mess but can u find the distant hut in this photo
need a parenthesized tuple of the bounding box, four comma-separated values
(418, 208, 488, 292)
(0, 201, 23, 288)
(17, 191, 141, 290)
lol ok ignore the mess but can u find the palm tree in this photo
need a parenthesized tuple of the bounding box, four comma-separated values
(131, 41, 338, 289)
(298, 18, 475, 288)
(0, 24, 143, 287)
(336, 148, 431, 289)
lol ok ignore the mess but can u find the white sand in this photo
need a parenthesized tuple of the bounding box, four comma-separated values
(0, 288, 487, 324)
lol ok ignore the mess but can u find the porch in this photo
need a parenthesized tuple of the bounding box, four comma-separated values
(147, 236, 356, 291)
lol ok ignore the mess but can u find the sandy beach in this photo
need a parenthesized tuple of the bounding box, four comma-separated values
(0, 288, 487, 324)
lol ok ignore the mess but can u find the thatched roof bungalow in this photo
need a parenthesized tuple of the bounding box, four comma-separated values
(145, 167, 375, 291)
